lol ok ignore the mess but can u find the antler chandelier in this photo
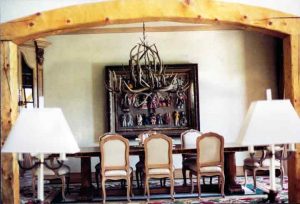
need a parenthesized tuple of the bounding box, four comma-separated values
(106, 23, 189, 111)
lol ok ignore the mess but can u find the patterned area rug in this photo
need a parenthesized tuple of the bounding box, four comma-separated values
(20, 175, 288, 204)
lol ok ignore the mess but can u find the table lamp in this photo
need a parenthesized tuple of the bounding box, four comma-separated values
(1, 108, 80, 202)
(238, 90, 300, 202)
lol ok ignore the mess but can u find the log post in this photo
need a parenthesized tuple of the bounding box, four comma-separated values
(283, 35, 300, 203)
(1, 41, 20, 204)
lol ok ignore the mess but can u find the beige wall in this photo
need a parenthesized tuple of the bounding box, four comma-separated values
(44, 30, 278, 171)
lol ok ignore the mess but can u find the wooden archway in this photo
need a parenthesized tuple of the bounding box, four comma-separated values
(1, 0, 300, 44)
(1, 0, 300, 203)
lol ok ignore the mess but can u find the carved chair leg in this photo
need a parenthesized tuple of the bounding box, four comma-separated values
(130, 173, 134, 196)
(253, 169, 257, 190)
(140, 171, 144, 188)
(146, 177, 150, 201)
(136, 169, 140, 189)
(127, 177, 131, 202)
(221, 172, 225, 197)
(66, 173, 71, 195)
(140, 171, 146, 188)
(95, 168, 100, 190)
(121, 179, 126, 189)
(170, 175, 175, 201)
(32, 176, 37, 197)
(197, 174, 201, 199)
(182, 167, 187, 186)
(280, 167, 284, 189)
(102, 178, 106, 204)
(61, 176, 66, 201)
(144, 174, 147, 196)
(189, 171, 194, 193)
(244, 167, 248, 186)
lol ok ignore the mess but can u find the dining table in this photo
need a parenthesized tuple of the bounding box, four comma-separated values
(66, 143, 265, 201)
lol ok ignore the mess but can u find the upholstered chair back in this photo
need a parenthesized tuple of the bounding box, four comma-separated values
(138, 131, 157, 145)
(197, 132, 224, 167)
(144, 133, 172, 168)
(100, 134, 129, 170)
(181, 129, 202, 149)
(99, 132, 121, 142)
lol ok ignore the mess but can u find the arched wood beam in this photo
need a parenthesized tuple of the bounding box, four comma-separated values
(0, 0, 300, 44)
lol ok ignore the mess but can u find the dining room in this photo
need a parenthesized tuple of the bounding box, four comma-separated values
(1, 1, 300, 203)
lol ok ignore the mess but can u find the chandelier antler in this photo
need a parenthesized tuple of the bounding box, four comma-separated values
(107, 23, 180, 94)
(106, 23, 190, 111)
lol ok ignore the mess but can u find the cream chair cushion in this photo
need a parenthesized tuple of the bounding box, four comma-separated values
(148, 166, 175, 175)
(182, 130, 201, 149)
(103, 140, 126, 167)
(104, 168, 132, 177)
(188, 163, 222, 173)
(147, 138, 169, 165)
(200, 166, 222, 173)
(35, 165, 69, 176)
(149, 168, 171, 175)
(244, 157, 260, 167)
(261, 158, 281, 167)
(198, 137, 221, 164)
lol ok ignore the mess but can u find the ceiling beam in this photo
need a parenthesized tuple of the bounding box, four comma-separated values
(0, 0, 299, 44)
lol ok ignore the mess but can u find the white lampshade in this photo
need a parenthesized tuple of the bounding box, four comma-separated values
(238, 99, 300, 146)
(2, 108, 80, 153)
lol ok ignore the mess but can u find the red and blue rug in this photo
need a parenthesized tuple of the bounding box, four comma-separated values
(21, 175, 288, 203)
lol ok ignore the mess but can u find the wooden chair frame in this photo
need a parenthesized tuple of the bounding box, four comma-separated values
(31, 155, 70, 200)
(95, 132, 124, 190)
(135, 131, 157, 188)
(243, 146, 285, 190)
(144, 133, 174, 201)
(180, 129, 202, 185)
(100, 134, 132, 203)
(188, 132, 225, 198)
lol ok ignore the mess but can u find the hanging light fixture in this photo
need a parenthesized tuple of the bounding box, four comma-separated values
(106, 23, 190, 112)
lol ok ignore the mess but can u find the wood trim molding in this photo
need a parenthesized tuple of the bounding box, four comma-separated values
(0, 0, 300, 44)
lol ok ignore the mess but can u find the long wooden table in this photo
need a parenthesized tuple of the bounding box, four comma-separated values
(67, 144, 265, 201)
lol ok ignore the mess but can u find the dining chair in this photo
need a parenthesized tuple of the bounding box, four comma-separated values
(31, 154, 71, 200)
(180, 129, 202, 185)
(95, 133, 126, 190)
(243, 145, 285, 190)
(187, 132, 225, 199)
(144, 133, 175, 201)
(100, 134, 132, 203)
(135, 131, 157, 188)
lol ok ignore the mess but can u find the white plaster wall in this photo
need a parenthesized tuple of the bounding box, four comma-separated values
(44, 30, 278, 172)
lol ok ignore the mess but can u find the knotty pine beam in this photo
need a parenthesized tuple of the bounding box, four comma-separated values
(1, 41, 20, 204)
(284, 35, 300, 203)
(0, 0, 299, 44)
